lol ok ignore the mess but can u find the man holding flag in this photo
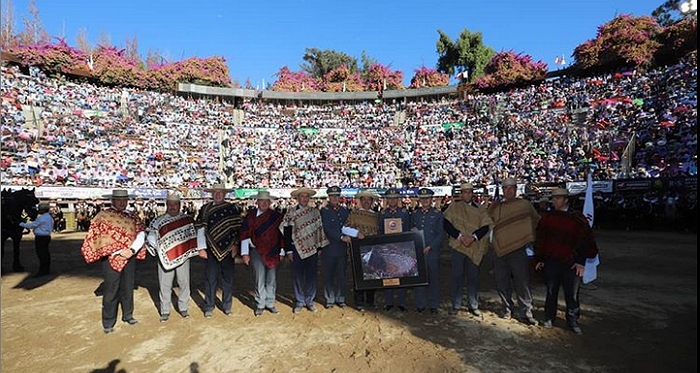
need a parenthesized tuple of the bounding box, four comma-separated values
(534, 186, 599, 335)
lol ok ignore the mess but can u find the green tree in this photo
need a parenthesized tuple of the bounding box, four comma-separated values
(652, 0, 683, 26)
(300, 48, 358, 79)
(436, 29, 495, 83)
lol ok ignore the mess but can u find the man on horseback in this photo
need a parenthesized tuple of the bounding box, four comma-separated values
(1, 188, 39, 272)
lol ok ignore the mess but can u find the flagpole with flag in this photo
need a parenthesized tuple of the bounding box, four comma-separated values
(582, 169, 599, 284)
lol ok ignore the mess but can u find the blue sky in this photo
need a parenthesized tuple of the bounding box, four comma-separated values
(10, 0, 665, 87)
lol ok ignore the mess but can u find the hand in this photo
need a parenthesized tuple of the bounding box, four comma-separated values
(198, 250, 208, 259)
(286, 253, 294, 262)
(242, 255, 250, 266)
(423, 246, 431, 254)
(341, 236, 352, 244)
(572, 263, 585, 277)
(357, 233, 365, 239)
(535, 262, 544, 271)
(121, 248, 134, 259)
(458, 234, 474, 247)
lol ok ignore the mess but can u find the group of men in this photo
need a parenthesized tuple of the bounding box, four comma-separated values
(78, 178, 598, 336)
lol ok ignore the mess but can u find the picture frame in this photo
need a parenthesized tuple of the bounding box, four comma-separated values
(349, 231, 428, 291)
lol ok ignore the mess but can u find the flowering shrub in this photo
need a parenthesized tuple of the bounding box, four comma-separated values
(363, 63, 404, 90)
(91, 45, 144, 87)
(409, 66, 449, 88)
(271, 66, 321, 92)
(573, 15, 662, 71)
(7, 38, 86, 75)
(473, 51, 547, 90)
(322, 65, 365, 92)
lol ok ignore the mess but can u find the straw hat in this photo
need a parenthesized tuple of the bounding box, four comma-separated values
(290, 187, 316, 198)
(104, 189, 131, 199)
(460, 182, 474, 191)
(551, 188, 570, 197)
(254, 190, 275, 200)
(502, 178, 518, 187)
(203, 183, 233, 193)
(166, 191, 182, 202)
(355, 191, 379, 201)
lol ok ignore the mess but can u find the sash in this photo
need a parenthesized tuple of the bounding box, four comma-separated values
(80, 208, 146, 272)
(148, 213, 199, 270)
(280, 205, 329, 259)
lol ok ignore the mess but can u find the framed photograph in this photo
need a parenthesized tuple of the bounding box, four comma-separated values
(349, 231, 428, 291)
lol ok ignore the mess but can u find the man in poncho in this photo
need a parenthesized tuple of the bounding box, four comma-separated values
(281, 187, 329, 313)
(81, 189, 146, 334)
(147, 191, 202, 322)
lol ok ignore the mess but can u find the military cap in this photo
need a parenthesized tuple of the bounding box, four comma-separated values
(418, 188, 435, 198)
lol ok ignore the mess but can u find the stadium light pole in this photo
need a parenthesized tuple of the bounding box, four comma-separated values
(680, 0, 697, 17)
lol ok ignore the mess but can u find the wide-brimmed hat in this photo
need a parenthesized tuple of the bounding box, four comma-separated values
(460, 182, 474, 191)
(254, 190, 275, 200)
(418, 188, 435, 198)
(355, 191, 379, 201)
(502, 178, 518, 187)
(166, 191, 182, 202)
(326, 186, 342, 197)
(290, 187, 316, 198)
(203, 183, 233, 193)
(551, 188, 570, 197)
(105, 189, 131, 199)
(384, 188, 400, 198)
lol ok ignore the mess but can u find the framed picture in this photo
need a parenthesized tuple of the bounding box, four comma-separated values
(349, 231, 428, 291)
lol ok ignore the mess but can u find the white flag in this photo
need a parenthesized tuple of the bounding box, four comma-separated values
(582, 170, 599, 283)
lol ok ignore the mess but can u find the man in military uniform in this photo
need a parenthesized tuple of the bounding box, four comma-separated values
(343, 191, 380, 311)
(320, 186, 350, 309)
(411, 188, 445, 314)
(378, 187, 411, 311)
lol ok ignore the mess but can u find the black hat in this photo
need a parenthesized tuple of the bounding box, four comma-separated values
(326, 186, 342, 196)
(418, 188, 434, 198)
(384, 188, 400, 198)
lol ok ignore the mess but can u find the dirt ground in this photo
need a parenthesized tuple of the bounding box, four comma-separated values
(1, 229, 697, 373)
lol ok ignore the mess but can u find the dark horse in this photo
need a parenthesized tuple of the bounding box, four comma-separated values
(1, 188, 39, 271)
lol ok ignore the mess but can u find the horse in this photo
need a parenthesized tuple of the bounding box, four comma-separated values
(1, 188, 39, 271)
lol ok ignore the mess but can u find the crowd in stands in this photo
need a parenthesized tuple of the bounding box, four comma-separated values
(1, 54, 696, 190)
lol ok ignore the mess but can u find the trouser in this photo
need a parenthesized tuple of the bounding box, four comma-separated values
(415, 249, 440, 309)
(291, 250, 318, 307)
(204, 252, 235, 312)
(35, 235, 51, 274)
(101, 258, 136, 328)
(494, 247, 533, 319)
(250, 249, 278, 309)
(158, 260, 190, 315)
(355, 289, 376, 308)
(322, 253, 347, 305)
(384, 288, 407, 308)
(543, 259, 582, 325)
(450, 250, 480, 310)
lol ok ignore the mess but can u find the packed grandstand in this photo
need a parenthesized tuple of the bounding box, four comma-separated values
(1, 54, 695, 194)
